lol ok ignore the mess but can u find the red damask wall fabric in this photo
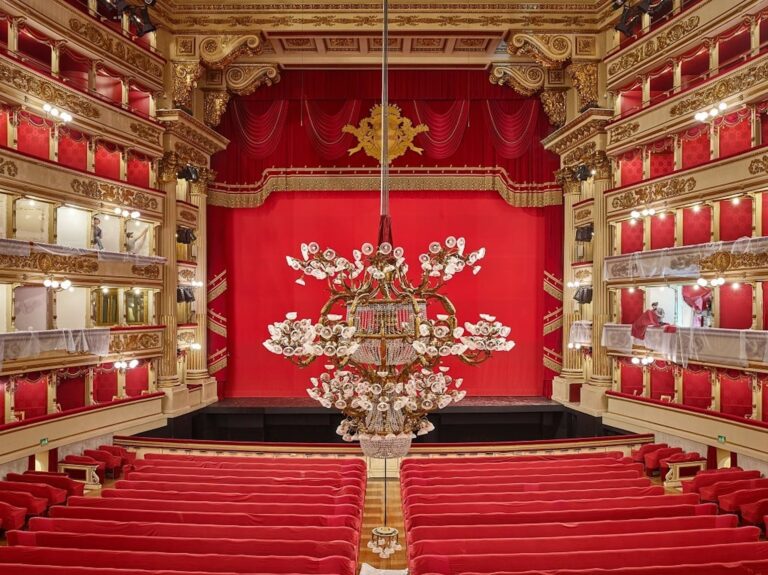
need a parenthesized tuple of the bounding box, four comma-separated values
(14, 376, 48, 419)
(0, 109, 7, 147)
(621, 219, 644, 254)
(215, 191, 556, 398)
(621, 288, 645, 325)
(682, 368, 712, 409)
(17, 113, 50, 160)
(682, 205, 711, 245)
(93, 368, 117, 403)
(681, 129, 711, 169)
(126, 153, 150, 188)
(57, 129, 88, 171)
(57, 376, 86, 411)
(719, 372, 752, 418)
(95, 143, 120, 181)
(649, 150, 674, 179)
(719, 197, 753, 241)
(650, 214, 675, 249)
(620, 362, 643, 395)
(717, 113, 752, 159)
(718, 283, 754, 330)
(125, 364, 149, 397)
(619, 151, 643, 187)
(650, 363, 675, 400)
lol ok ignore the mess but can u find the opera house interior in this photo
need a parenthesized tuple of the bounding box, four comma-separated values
(2, 0, 768, 572)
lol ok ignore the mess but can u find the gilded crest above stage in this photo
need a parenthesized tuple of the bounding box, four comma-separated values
(343, 104, 429, 164)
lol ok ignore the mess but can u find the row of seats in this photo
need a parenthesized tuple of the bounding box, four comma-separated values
(681, 466, 768, 525)
(1, 450, 367, 574)
(0, 470, 86, 531)
(631, 443, 706, 479)
(401, 450, 768, 574)
(60, 445, 136, 483)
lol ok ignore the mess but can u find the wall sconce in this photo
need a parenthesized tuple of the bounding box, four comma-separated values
(113, 207, 141, 219)
(694, 102, 727, 122)
(44, 278, 73, 292)
(114, 358, 139, 371)
(43, 103, 73, 123)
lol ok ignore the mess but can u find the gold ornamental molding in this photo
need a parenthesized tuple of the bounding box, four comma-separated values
(343, 104, 429, 164)
(507, 34, 572, 68)
(129, 123, 163, 146)
(174, 142, 208, 167)
(574, 207, 592, 222)
(110, 331, 162, 353)
(0, 158, 19, 177)
(225, 63, 281, 95)
(0, 59, 100, 119)
(0, 252, 98, 275)
(608, 122, 640, 145)
(489, 64, 545, 97)
(567, 62, 599, 109)
(542, 108, 613, 156)
(670, 59, 768, 117)
(178, 209, 198, 225)
(699, 250, 768, 274)
(204, 91, 231, 127)
(208, 167, 561, 209)
(540, 90, 567, 128)
(173, 61, 204, 109)
(562, 141, 596, 166)
(607, 16, 700, 78)
(748, 155, 768, 175)
(68, 19, 163, 80)
(70, 179, 160, 212)
(179, 268, 197, 283)
(610, 176, 697, 210)
(157, 109, 230, 156)
(131, 264, 161, 280)
(200, 35, 262, 69)
(574, 268, 593, 284)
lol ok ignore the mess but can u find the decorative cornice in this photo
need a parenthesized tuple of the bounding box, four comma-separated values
(200, 35, 262, 69)
(562, 141, 596, 166)
(608, 121, 640, 145)
(489, 64, 545, 96)
(67, 19, 163, 80)
(546, 117, 609, 156)
(0, 59, 100, 119)
(129, 123, 163, 146)
(670, 59, 768, 117)
(607, 16, 700, 78)
(699, 250, 768, 274)
(225, 63, 281, 95)
(507, 33, 572, 68)
(70, 179, 160, 211)
(157, 110, 229, 156)
(610, 176, 697, 210)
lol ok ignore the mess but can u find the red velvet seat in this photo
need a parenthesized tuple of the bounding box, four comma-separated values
(407, 515, 739, 545)
(659, 452, 705, 479)
(630, 442, 668, 462)
(19, 472, 85, 497)
(643, 447, 683, 472)
(456, 561, 768, 575)
(0, 566, 253, 575)
(29, 517, 358, 542)
(62, 455, 107, 483)
(0, 547, 356, 575)
(115, 480, 363, 496)
(400, 458, 633, 474)
(124, 472, 365, 488)
(408, 542, 768, 575)
(0, 491, 48, 516)
(403, 477, 652, 496)
(400, 452, 625, 468)
(0, 481, 67, 505)
(681, 470, 761, 493)
(144, 453, 367, 467)
(699, 478, 768, 501)
(740, 498, 768, 525)
(719, 488, 768, 514)
(404, 485, 664, 505)
(400, 462, 644, 481)
(131, 466, 352, 479)
(0, 502, 26, 531)
(402, 469, 642, 488)
(97, 445, 136, 466)
(101, 488, 362, 505)
(83, 450, 122, 478)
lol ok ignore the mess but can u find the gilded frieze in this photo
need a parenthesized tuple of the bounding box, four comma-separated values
(0, 252, 98, 275)
(0, 158, 18, 177)
(0, 60, 100, 119)
(563, 142, 596, 166)
(70, 179, 160, 212)
(540, 90, 567, 127)
(699, 250, 768, 273)
(179, 268, 197, 282)
(178, 209, 198, 224)
(748, 155, 768, 175)
(608, 122, 640, 145)
(174, 142, 208, 167)
(68, 19, 163, 80)
(574, 208, 592, 222)
(131, 264, 161, 280)
(110, 332, 161, 353)
(670, 59, 768, 117)
(567, 62, 599, 109)
(173, 62, 204, 109)
(203, 91, 230, 127)
(130, 123, 163, 146)
(610, 177, 697, 210)
(607, 17, 700, 78)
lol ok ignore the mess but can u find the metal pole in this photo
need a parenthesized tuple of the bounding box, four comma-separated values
(380, 0, 389, 217)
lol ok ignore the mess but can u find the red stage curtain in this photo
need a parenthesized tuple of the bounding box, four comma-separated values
(411, 100, 469, 160)
(57, 127, 88, 171)
(650, 362, 675, 400)
(681, 126, 711, 169)
(650, 213, 675, 249)
(619, 150, 643, 186)
(0, 108, 7, 148)
(717, 110, 752, 159)
(215, 190, 554, 398)
(719, 371, 752, 418)
(621, 288, 645, 325)
(93, 367, 117, 403)
(125, 363, 149, 396)
(95, 142, 121, 180)
(719, 196, 753, 241)
(14, 374, 48, 418)
(57, 369, 86, 411)
(212, 69, 559, 187)
(17, 112, 50, 160)
(126, 152, 150, 188)
(620, 219, 644, 254)
(620, 361, 644, 395)
(682, 366, 712, 409)
(718, 282, 753, 329)
(682, 205, 711, 245)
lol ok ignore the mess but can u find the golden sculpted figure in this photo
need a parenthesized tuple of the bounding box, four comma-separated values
(343, 104, 429, 164)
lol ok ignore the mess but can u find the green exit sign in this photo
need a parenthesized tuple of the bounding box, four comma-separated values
(717, 435, 726, 443)
(39, 437, 48, 446)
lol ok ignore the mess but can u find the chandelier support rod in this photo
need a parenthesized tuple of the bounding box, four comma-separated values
(378, 0, 393, 246)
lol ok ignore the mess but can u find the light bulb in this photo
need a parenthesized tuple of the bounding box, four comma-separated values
(50, 108, 60, 117)
(574, 344, 582, 350)
(716, 277, 725, 286)
(630, 210, 641, 219)
(28, 199, 35, 206)
(709, 108, 718, 117)
(696, 278, 708, 287)
(190, 342, 202, 351)
(114, 207, 122, 215)
(732, 197, 741, 205)
(658, 212, 666, 219)
(694, 112, 707, 122)
(648, 208, 656, 216)
(567, 343, 575, 349)
(628, 287, 635, 293)
(629, 218, 637, 225)
(641, 209, 650, 217)
(692, 204, 701, 213)
(43, 103, 52, 112)
(133, 287, 141, 294)
(732, 282, 741, 289)
(718, 102, 727, 111)
(61, 279, 72, 290)
(50, 280, 60, 289)
(43, 279, 52, 287)
(121, 210, 130, 218)
(130, 211, 140, 219)
(102, 287, 109, 294)
(128, 359, 139, 369)
(631, 357, 640, 365)
(68, 287, 75, 292)
(590, 169, 597, 176)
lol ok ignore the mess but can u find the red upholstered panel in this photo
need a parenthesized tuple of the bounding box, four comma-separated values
(621, 219, 644, 254)
(719, 372, 753, 418)
(17, 115, 50, 160)
(621, 152, 643, 186)
(621, 288, 645, 324)
(650, 213, 676, 249)
(56, 376, 86, 411)
(718, 283, 753, 330)
(682, 205, 712, 245)
(125, 363, 149, 397)
(128, 86, 151, 117)
(719, 197, 753, 241)
(115, 480, 363, 496)
(683, 368, 712, 409)
(763, 378, 768, 422)
(761, 114, 768, 147)
(94, 144, 120, 180)
(682, 131, 711, 169)
(0, 109, 8, 148)
(650, 362, 675, 399)
(620, 362, 644, 396)
(650, 150, 674, 178)
(92, 368, 117, 403)
(718, 116, 753, 159)
(14, 377, 48, 419)
(57, 130, 87, 171)
(620, 89, 642, 116)
(126, 154, 150, 188)
(0, 379, 5, 424)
